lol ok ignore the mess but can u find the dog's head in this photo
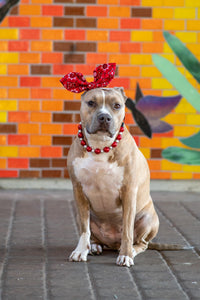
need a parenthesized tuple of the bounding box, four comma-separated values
(80, 87, 127, 138)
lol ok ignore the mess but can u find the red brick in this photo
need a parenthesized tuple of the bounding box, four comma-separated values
(8, 135, 29, 145)
(8, 112, 29, 123)
(20, 29, 40, 39)
(120, 18, 140, 29)
(9, 16, 30, 27)
(8, 158, 29, 169)
(42, 5, 63, 16)
(64, 29, 85, 40)
(8, 41, 29, 51)
(20, 77, 41, 87)
(41, 147, 62, 158)
(0, 170, 18, 178)
(110, 31, 130, 41)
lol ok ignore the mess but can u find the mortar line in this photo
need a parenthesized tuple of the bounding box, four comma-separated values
(68, 201, 97, 300)
(0, 194, 17, 300)
(157, 251, 190, 300)
(180, 202, 200, 223)
(40, 199, 50, 300)
(127, 268, 143, 300)
(155, 204, 198, 300)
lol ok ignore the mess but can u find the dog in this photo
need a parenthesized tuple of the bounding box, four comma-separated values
(67, 87, 159, 267)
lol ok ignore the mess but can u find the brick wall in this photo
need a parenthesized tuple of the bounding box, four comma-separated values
(0, 0, 200, 180)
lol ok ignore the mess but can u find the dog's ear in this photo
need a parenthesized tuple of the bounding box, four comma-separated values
(114, 87, 127, 103)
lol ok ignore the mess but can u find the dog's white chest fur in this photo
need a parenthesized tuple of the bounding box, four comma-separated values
(73, 156, 124, 213)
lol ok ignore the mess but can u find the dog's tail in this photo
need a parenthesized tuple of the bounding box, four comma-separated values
(148, 242, 193, 251)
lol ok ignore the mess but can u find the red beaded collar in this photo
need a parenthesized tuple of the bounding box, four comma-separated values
(77, 123, 124, 154)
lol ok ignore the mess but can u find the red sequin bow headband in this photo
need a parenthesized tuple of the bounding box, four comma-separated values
(60, 63, 116, 93)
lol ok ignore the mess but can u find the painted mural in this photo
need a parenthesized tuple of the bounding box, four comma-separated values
(153, 32, 200, 165)
(0, 1, 200, 180)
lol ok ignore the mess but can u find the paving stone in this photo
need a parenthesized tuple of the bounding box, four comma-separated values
(0, 190, 199, 300)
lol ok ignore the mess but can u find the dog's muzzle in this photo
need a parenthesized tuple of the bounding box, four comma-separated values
(86, 113, 115, 137)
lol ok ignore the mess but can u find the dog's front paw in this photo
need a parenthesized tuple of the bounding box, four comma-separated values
(69, 249, 89, 262)
(116, 255, 134, 267)
(89, 243, 102, 255)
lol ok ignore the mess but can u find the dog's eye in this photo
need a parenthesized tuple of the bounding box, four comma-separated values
(113, 103, 121, 110)
(87, 100, 96, 108)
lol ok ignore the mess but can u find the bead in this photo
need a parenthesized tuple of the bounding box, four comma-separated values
(78, 124, 82, 130)
(78, 132, 83, 138)
(86, 146, 92, 152)
(103, 147, 110, 153)
(112, 141, 117, 148)
(81, 140, 86, 146)
(120, 127, 124, 132)
(116, 134, 122, 140)
(95, 148, 101, 154)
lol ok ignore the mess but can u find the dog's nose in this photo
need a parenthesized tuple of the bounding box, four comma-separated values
(97, 113, 112, 124)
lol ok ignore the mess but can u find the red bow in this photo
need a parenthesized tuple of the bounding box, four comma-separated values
(60, 63, 116, 93)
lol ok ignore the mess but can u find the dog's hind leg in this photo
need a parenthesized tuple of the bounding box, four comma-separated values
(133, 203, 159, 258)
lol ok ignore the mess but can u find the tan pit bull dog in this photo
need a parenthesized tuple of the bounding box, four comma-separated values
(67, 87, 159, 267)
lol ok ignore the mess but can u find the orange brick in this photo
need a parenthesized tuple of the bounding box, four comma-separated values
(119, 66, 140, 77)
(109, 78, 130, 89)
(20, 53, 40, 63)
(42, 100, 63, 111)
(63, 124, 78, 135)
(153, 32, 165, 42)
(130, 78, 151, 89)
(8, 65, 29, 75)
(18, 123, 40, 134)
(31, 112, 51, 122)
(32, 0, 52, 3)
(41, 124, 62, 134)
(31, 41, 52, 52)
(142, 19, 163, 30)
(0, 89, 7, 98)
(87, 53, 108, 64)
(98, 18, 119, 29)
(20, 29, 40, 40)
(0, 41, 8, 51)
(53, 64, 74, 75)
(65, 29, 85, 41)
(120, 42, 141, 53)
(148, 160, 161, 171)
(42, 29, 63, 40)
(125, 113, 134, 124)
(42, 77, 60, 88)
(0, 135, 6, 145)
(0, 158, 6, 168)
(87, 6, 107, 17)
(194, 173, 200, 179)
(19, 100, 40, 111)
(109, 54, 130, 64)
(8, 112, 29, 122)
(8, 16, 30, 27)
(8, 88, 30, 99)
(98, 42, 119, 53)
(98, 0, 118, 3)
(150, 171, 171, 179)
(42, 53, 63, 63)
(0, 76, 18, 87)
(31, 17, 52, 27)
(140, 137, 162, 148)
(41, 146, 62, 158)
(53, 89, 74, 100)
(30, 135, 51, 146)
(109, 6, 130, 17)
(19, 147, 40, 158)
(31, 88, 51, 99)
(20, 4, 41, 15)
(87, 30, 108, 41)
(142, 43, 163, 53)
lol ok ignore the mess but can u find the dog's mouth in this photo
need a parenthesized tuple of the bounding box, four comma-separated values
(86, 125, 115, 138)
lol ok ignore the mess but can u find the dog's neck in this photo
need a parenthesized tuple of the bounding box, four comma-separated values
(84, 129, 117, 150)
